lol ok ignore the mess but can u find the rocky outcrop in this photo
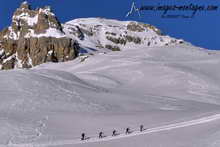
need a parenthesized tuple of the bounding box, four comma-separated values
(127, 22, 162, 35)
(0, 1, 79, 70)
(105, 45, 121, 51)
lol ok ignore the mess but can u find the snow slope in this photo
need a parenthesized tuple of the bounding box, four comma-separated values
(0, 42, 220, 147)
(8, 113, 220, 147)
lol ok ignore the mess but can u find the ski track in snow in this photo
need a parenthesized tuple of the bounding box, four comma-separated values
(6, 113, 220, 147)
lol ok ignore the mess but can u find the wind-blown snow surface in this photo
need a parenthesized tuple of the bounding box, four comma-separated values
(1, 44, 220, 146)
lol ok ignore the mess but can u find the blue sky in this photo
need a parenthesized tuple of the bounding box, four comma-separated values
(0, 0, 219, 50)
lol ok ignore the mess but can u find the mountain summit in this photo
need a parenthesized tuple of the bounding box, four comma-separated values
(0, 2, 79, 70)
(0, 2, 184, 70)
(63, 18, 184, 54)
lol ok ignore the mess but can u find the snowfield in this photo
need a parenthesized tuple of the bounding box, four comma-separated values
(1, 44, 220, 147)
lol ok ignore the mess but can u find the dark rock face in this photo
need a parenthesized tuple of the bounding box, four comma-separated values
(0, 1, 79, 70)
(127, 22, 162, 35)
(105, 45, 120, 51)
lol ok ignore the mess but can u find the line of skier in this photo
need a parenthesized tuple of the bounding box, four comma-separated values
(81, 124, 145, 141)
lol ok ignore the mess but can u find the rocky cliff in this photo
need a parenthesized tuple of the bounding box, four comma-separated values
(0, 1, 79, 70)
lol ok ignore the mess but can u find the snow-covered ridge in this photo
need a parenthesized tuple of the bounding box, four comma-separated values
(24, 28, 65, 38)
(63, 17, 184, 54)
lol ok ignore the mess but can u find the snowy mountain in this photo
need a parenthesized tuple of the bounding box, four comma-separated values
(0, 2, 185, 70)
(63, 18, 184, 54)
(1, 2, 220, 147)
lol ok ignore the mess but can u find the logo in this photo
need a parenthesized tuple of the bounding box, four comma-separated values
(126, 1, 218, 19)
(126, 2, 141, 18)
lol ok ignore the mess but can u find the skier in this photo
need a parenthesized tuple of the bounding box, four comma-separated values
(81, 133, 85, 140)
(126, 127, 130, 134)
(99, 131, 103, 138)
(112, 130, 117, 136)
(140, 125, 144, 132)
